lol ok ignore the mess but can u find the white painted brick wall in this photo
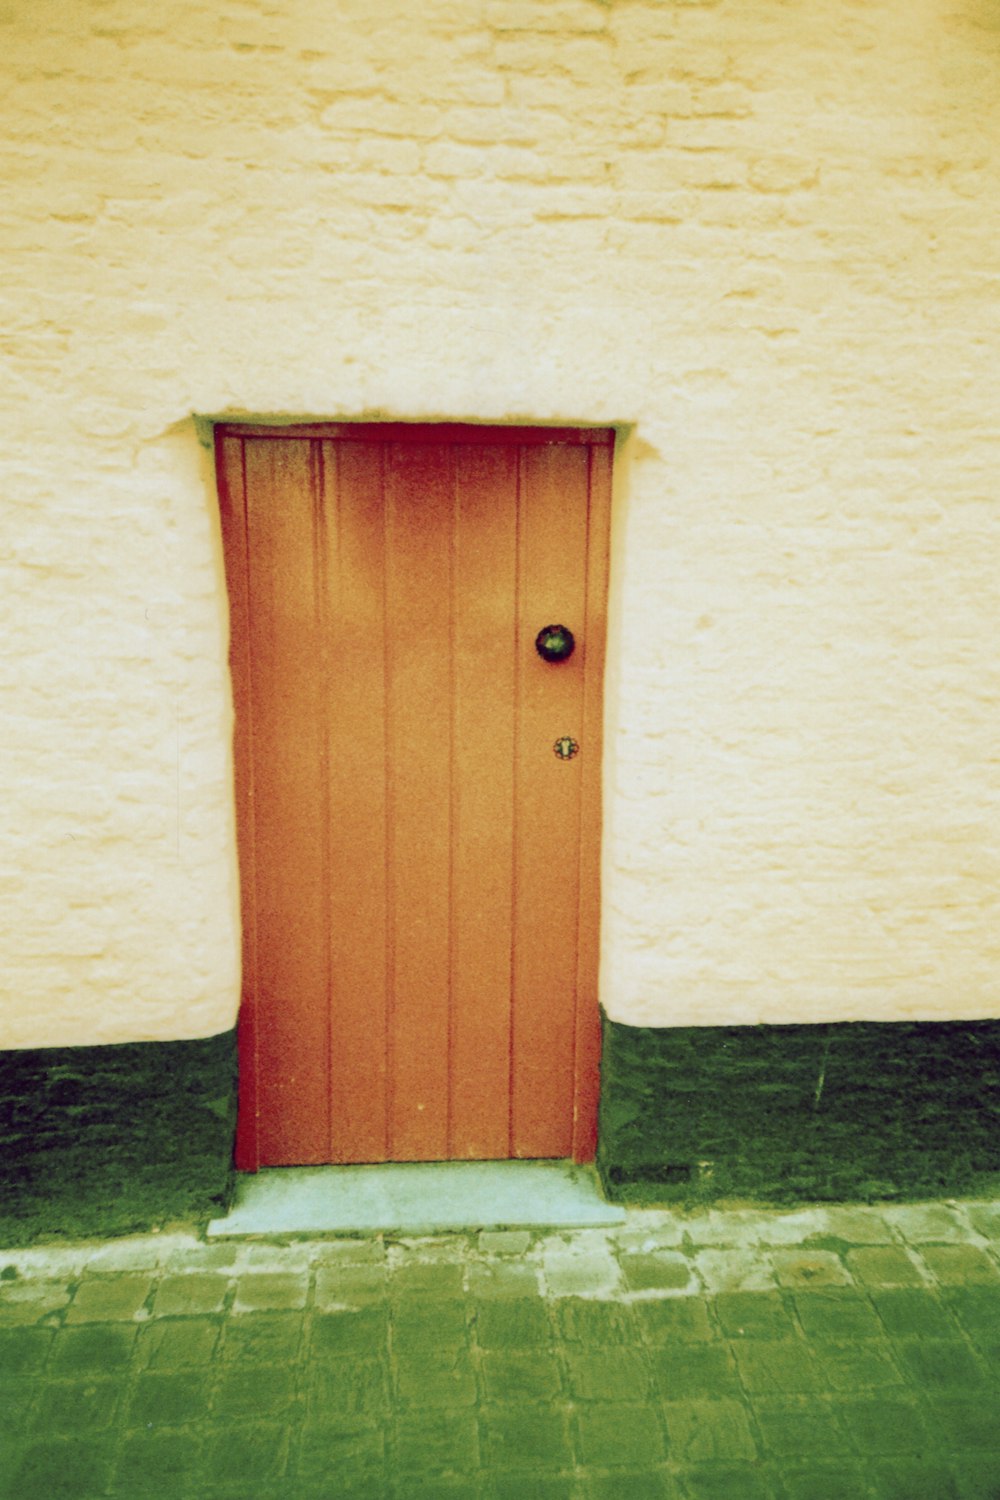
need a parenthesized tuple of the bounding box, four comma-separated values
(1, 0, 997, 1043)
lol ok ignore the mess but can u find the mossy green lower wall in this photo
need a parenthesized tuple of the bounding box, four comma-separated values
(0, 1030, 237, 1244)
(597, 1015, 1000, 1205)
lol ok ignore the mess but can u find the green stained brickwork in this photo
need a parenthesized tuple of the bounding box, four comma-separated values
(597, 1016, 1000, 1205)
(0, 1031, 237, 1244)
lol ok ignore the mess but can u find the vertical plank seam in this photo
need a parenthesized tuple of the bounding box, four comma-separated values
(315, 439, 334, 1161)
(381, 442, 395, 1161)
(570, 445, 596, 1152)
(236, 435, 261, 1172)
(507, 446, 524, 1159)
(447, 447, 458, 1158)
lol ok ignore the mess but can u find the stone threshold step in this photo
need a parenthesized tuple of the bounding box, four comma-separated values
(207, 1159, 625, 1237)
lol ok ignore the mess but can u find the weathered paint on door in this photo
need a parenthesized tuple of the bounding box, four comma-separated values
(215, 423, 613, 1169)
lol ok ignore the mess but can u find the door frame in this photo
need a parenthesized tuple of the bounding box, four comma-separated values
(214, 421, 614, 1171)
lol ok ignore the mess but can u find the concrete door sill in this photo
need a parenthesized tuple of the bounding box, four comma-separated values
(207, 1159, 625, 1237)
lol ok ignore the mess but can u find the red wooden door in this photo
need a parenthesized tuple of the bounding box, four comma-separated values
(215, 424, 613, 1168)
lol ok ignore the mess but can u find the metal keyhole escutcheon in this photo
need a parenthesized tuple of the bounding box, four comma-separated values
(554, 736, 579, 761)
(535, 624, 575, 662)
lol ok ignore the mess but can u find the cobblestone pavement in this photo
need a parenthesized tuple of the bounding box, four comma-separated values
(2, 1199, 1000, 1498)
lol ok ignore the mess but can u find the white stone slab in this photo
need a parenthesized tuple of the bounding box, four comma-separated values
(207, 1160, 625, 1237)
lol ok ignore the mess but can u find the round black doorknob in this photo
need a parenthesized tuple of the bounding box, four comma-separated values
(535, 624, 575, 662)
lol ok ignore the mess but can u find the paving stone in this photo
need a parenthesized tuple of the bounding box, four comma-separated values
(163, 1241, 242, 1272)
(136, 1314, 222, 1367)
(565, 1345, 654, 1401)
(482, 1404, 574, 1469)
(112, 1429, 204, 1495)
(750, 1395, 853, 1457)
(677, 1211, 763, 1247)
(49, 1322, 138, 1374)
(941, 1287, 1000, 1345)
(554, 1297, 637, 1345)
(778, 1462, 872, 1499)
(198, 1422, 289, 1487)
(882, 1203, 975, 1243)
(213, 1362, 300, 1418)
(305, 1359, 390, 1419)
(0, 1379, 38, 1432)
(492, 1478, 582, 1500)
(231, 1269, 310, 1312)
(870, 1288, 960, 1339)
(791, 1289, 882, 1339)
(867, 1459, 962, 1499)
(693, 1250, 776, 1293)
(81, 1236, 178, 1271)
(845, 1245, 926, 1286)
(392, 1262, 466, 1297)
(394, 1298, 471, 1351)
(949, 1455, 1000, 1499)
(649, 1343, 742, 1401)
(236, 1242, 314, 1271)
(746, 1209, 829, 1246)
(919, 1244, 1000, 1286)
(893, 1338, 990, 1390)
(831, 1395, 928, 1455)
(619, 1251, 694, 1292)
(11, 1436, 116, 1499)
(126, 1368, 214, 1429)
(311, 1237, 386, 1265)
(475, 1297, 552, 1348)
(730, 1339, 825, 1394)
(481, 1348, 563, 1403)
(811, 1207, 896, 1244)
(677, 1466, 780, 1499)
(923, 1395, 1000, 1451)
(296, 1417, 386, 1482)
(314, 1263, 387, 1308)
(574, 1401, 667, 1467)
(153, 1271, 231, 1316)
(65, 1274, 154, 1322)
(0, 1325, 55, 1373)
(34, 1377, 123, 1433)
(809, 1338, 905, 1390)
(0, 1279, 74, 1324)
(467, 1262, 540, 1299)
(394, 1409, 480, 1476)
(478, 1229, 532, 1256)
(965, 1205, 1000, 1240)
(634, 1297, 716, 1344)
(771, 1249, 852, 1289)
(662, 1398, 757, 1463)
(219, 1310, 305, 1363)
(542, 1251, 622, 1297)
(396, 1483, 483, 1500)
(613, 1218, 686, 1252)
(583, 1472, 676, 1499)
(395, 1352, 478, 1407)
(712, 1293, 797, 1340)
(311, 1305, 389, 1358)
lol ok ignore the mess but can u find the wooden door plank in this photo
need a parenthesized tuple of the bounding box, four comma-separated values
(215, 434, 261, 1171)
(322, 441, 390, 1162)
(573, 442, 614, 1161)
(244, 438, 331, 1165)
(449, 443, 518, 1158)
(384, 441, 454, 1159)
(511, 444, 591, 1158)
